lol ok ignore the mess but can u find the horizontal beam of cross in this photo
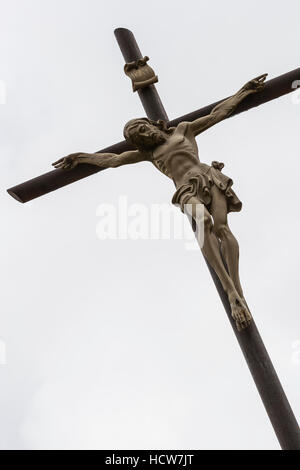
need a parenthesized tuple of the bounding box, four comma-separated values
(7, 65, 300, 203)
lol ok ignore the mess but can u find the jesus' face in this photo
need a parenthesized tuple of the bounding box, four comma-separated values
(127, 120, 167, 150)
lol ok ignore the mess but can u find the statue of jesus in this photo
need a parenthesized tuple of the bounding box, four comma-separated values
(52, 74, 267, 331)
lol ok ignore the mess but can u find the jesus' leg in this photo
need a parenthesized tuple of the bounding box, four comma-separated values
(185, 196, 251, 330)
(209, 185, 244, 298)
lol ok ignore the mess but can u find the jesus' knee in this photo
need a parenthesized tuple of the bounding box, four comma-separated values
(213, 224, 240, 255)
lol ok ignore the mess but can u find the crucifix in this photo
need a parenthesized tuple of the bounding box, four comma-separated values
(7, 28, 300, 450)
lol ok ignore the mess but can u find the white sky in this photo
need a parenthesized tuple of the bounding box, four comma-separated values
(1, 0, 300, 450)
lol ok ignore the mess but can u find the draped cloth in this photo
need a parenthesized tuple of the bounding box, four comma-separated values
(172, 161, 242, 214)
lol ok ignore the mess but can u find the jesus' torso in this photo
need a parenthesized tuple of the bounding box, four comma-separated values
(149, 122, 210, 187)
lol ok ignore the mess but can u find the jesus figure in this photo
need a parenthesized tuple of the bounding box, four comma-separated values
(52, 74, 267, 331)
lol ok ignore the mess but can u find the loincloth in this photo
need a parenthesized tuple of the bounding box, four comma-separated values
(172, 161, 242, 214)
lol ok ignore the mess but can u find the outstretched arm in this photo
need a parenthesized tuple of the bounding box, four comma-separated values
(190, 74, 267, 136)
(52, 149, 146, 170)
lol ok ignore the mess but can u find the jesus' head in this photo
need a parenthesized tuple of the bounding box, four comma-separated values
(123, 118, 170, 151)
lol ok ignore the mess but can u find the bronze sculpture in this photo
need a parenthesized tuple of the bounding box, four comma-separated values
(7, 25, 300, 449)
(124, 55, 158, 91)
(52, 74, 267, 331)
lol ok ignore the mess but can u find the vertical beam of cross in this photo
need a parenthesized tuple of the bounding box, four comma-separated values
(114, 27, 300, 450)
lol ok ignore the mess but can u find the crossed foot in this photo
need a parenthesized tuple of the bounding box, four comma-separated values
(228, 292, 252, 331)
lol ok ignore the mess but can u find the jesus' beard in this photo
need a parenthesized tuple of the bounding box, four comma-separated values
(139, 132, 167, 150)
(153, 133, 167, 145)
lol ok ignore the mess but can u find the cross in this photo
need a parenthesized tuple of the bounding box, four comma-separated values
(7, 28, 300, 450)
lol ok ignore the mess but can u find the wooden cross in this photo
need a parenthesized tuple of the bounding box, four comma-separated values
(7, 28, 300, 450)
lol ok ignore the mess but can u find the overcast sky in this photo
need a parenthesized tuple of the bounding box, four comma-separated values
(1, 0, 300, 450)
